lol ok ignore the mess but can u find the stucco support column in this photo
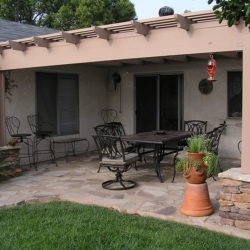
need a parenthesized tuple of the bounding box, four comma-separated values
(0, 72, 6, 145)
(241, 47, 250, 174)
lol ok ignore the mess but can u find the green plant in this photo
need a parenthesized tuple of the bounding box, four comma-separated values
(203, 152, 219, 178)
(176, 157, 202, 175)
(178, 135, 220, 178)
(184, 134, 208, 153)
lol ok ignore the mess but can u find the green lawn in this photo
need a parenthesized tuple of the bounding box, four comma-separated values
(0, 201, 249, 249)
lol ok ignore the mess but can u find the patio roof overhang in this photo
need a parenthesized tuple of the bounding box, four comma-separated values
(0, 10, 248, 70)
(0, 10, 250, 175)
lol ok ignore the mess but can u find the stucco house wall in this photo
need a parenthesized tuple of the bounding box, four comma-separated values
(110, 57, 242, 159)
(5, 56, 242, 161)
(5, 65, 108, 157)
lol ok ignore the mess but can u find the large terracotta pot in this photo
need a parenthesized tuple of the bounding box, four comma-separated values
(180, 183, 213, 217)
(183, 152, 207, 184)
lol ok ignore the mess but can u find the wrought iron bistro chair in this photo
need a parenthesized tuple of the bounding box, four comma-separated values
(27, 114, 56, 169)
(206, 121, 227, 174)
(184, 120, 208, 135)
(93, 135, 139, 190)
(94, 123, 137, 172)
(206, 121, 227, 156)
(5, 116, 33, 167)
(178, 120, 208, 148)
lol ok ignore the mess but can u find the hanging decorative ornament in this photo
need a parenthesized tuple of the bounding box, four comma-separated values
(207, 54, 217, 81)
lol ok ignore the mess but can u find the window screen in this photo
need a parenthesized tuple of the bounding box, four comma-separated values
(36, 72, 79, 135)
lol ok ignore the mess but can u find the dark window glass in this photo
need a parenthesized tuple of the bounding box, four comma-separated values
(36, 72, 79, 135)
(228, 71, 242, 118)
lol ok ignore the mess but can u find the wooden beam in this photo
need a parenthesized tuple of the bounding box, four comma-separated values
(33, 36, 49, 48)
(61, 31, 80, 44)
(9, 40, 26, 51)
(94, 26, 110, 40)
(175, 14, 190, 31)
(132, 20, 149, 36)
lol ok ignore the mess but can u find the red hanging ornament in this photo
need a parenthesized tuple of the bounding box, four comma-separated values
(207, 54, 216, 81)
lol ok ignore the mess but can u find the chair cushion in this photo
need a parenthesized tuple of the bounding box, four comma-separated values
(101, 153, 139, 165)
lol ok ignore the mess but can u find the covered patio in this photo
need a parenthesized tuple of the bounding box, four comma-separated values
(0, 10, 250, 233)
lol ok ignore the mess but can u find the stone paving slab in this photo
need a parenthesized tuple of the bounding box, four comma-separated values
(0, 153, 249, 240)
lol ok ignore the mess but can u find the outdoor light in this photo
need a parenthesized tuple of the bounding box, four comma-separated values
(207, 54, 217, 81)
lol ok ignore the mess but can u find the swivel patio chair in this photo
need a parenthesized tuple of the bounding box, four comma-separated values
(5, 116, 33, 167)
(27, 114, 56, 169)
(93, 135, 139, 190)
(94, 123, 138, 172)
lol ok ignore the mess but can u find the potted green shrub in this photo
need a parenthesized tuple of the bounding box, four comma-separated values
(177, 134, 219, 217)
(176, 134, 219, 184)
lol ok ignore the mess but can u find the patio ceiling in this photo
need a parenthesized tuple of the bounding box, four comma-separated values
(87, 51, 242, 67)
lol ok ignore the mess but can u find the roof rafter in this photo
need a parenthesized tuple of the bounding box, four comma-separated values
(94, 26, 110, 40)
(9, 40, 26, 51)
(61, 31, 80, 44)
(33, 36, 49, 48)
(132, 20, 149, 35)
(175, 14, 190, 31)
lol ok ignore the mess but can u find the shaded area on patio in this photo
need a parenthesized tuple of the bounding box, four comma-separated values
(0, 151, 247, 240)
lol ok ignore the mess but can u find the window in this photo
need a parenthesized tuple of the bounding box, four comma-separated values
(36, 72, 79, 135)
(228, 71, 242, 118)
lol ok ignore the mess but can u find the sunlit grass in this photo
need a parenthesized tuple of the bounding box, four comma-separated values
(0, 201, 249, 249)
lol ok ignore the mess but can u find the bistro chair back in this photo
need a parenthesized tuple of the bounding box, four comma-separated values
(27, 114, 56, 169)
(93, 134, 138, 190)
(184, 120, 207, 135)
(206, 121, 227, 155)
(106, 122, 126, 136)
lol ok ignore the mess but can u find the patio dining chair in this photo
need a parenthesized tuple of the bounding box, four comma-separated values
(184, 120, 208, 135)
(178, 119, 208, 148)
(206, 121, 226, 156)
(27, 114, 56, 169)
(205, 121, 227, 174)
(5, 116, 33, 167)
(94, 122, 138, 172)
(93, 135, 139, 190)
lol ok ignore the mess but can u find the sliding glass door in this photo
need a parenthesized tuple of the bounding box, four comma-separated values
(135, 74, 183, 133)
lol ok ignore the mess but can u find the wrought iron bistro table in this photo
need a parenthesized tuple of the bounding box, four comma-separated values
(122, 130, 191, 183)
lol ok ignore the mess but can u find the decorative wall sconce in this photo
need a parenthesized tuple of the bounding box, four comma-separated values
(207, 54, 217, 81)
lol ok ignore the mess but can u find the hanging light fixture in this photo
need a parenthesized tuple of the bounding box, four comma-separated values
(207, 54, 217, 81)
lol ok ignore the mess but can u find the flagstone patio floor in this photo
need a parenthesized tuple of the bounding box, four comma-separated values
(0, 151, 249, 240)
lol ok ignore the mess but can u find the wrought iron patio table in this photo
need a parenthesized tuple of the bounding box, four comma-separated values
(122, 130, 191, 183)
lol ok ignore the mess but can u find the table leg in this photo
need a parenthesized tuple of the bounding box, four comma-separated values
(154, 144, 164, 183)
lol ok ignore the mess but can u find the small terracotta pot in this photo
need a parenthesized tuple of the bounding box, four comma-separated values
(183, 152, 207, 184)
